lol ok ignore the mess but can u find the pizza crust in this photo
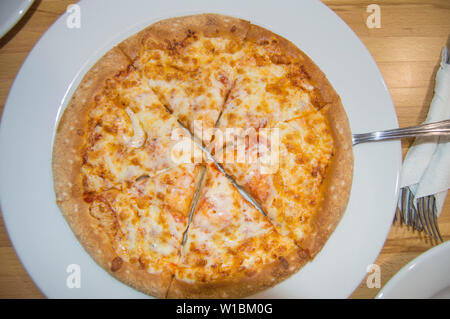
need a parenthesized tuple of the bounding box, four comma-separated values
(302, 99, 354, 257)
(52, 47, 173, 298)
(245, 24, 339, 107)
(118, 13, 251, 61)
(167, 247, 309, 299)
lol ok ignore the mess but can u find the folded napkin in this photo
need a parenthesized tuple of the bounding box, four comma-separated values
(399, 46, 450, 216)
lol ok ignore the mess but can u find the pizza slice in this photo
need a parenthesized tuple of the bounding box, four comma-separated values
(80, 65, 199, 194)
(216, 106, 351, 256)
(216, 24, 339, 145)
(86, 163, 203, 298)
(167, 164, 308, 298)
(137, 51, 232, 144)
(119, 14, 252, 144)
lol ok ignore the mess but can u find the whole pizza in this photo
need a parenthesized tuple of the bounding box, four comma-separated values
(52, 14, 353, 298)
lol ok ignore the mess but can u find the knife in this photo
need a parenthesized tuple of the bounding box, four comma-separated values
(176, 120, 267, 218)
(181, 165, 206, 245)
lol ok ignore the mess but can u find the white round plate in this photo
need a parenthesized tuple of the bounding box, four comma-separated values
(0, 0, 35, 39)
(377, 241, 450, 299)
(0, 0, 400, 298)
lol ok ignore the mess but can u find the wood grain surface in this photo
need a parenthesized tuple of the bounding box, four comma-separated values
(0, 0, 449, 299)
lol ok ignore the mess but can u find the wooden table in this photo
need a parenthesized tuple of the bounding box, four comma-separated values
(0, 0, 449, 299)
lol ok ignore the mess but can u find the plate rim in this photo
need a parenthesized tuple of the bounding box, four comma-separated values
(0, 0, 35, 39)
(376, 241, 450, 299)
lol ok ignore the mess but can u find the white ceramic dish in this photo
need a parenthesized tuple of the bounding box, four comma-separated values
(0, 0, 400, 298)
(0, 0, 35, 39)
(377, 241, 450, 299)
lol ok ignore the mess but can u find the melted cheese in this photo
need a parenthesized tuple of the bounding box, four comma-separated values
(137, 35, 245, 143)
(216, 41, 316, 141)
(79, 30, 336, 284)
(221, 107, 334, 245)
(175, 164, 296, 282)
(81, 68, 198, 193)
(89, 164, 200, 273)
(125, 107, 146, 148)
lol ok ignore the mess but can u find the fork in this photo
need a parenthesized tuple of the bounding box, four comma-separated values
(352, 119, 450, 145)
(352, 119, 450, 243)
(396, 186, 443, 243)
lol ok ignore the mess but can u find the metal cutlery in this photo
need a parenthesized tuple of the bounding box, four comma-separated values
(396, 187, 443, 243)
(353, 119, 449, 243)
(352, 119, 450, 145)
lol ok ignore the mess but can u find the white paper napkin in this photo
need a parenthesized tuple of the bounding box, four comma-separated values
(399, 46, 450, 216)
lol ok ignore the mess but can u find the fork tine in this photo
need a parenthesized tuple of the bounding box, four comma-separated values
(405, 187, 411, 225)
(429, 196, 443, 242)
(417, 197, 427, 234)
(433, 202, 443, 242)
(426, 196, 438, 242)
(409, 194, 417, 230)
(406, 188, 413, 228)
(413, 202, 423, 231)
(419, 197, 431, 239)
(422, 197, 435, 241)
(408, 189, 416, 229)
(399, 187, 406, 224)
(406, 188, 411, 226)
(397, 189, 442, 243)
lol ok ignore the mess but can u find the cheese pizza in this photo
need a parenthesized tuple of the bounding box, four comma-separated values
(52, 13, 353, 298)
